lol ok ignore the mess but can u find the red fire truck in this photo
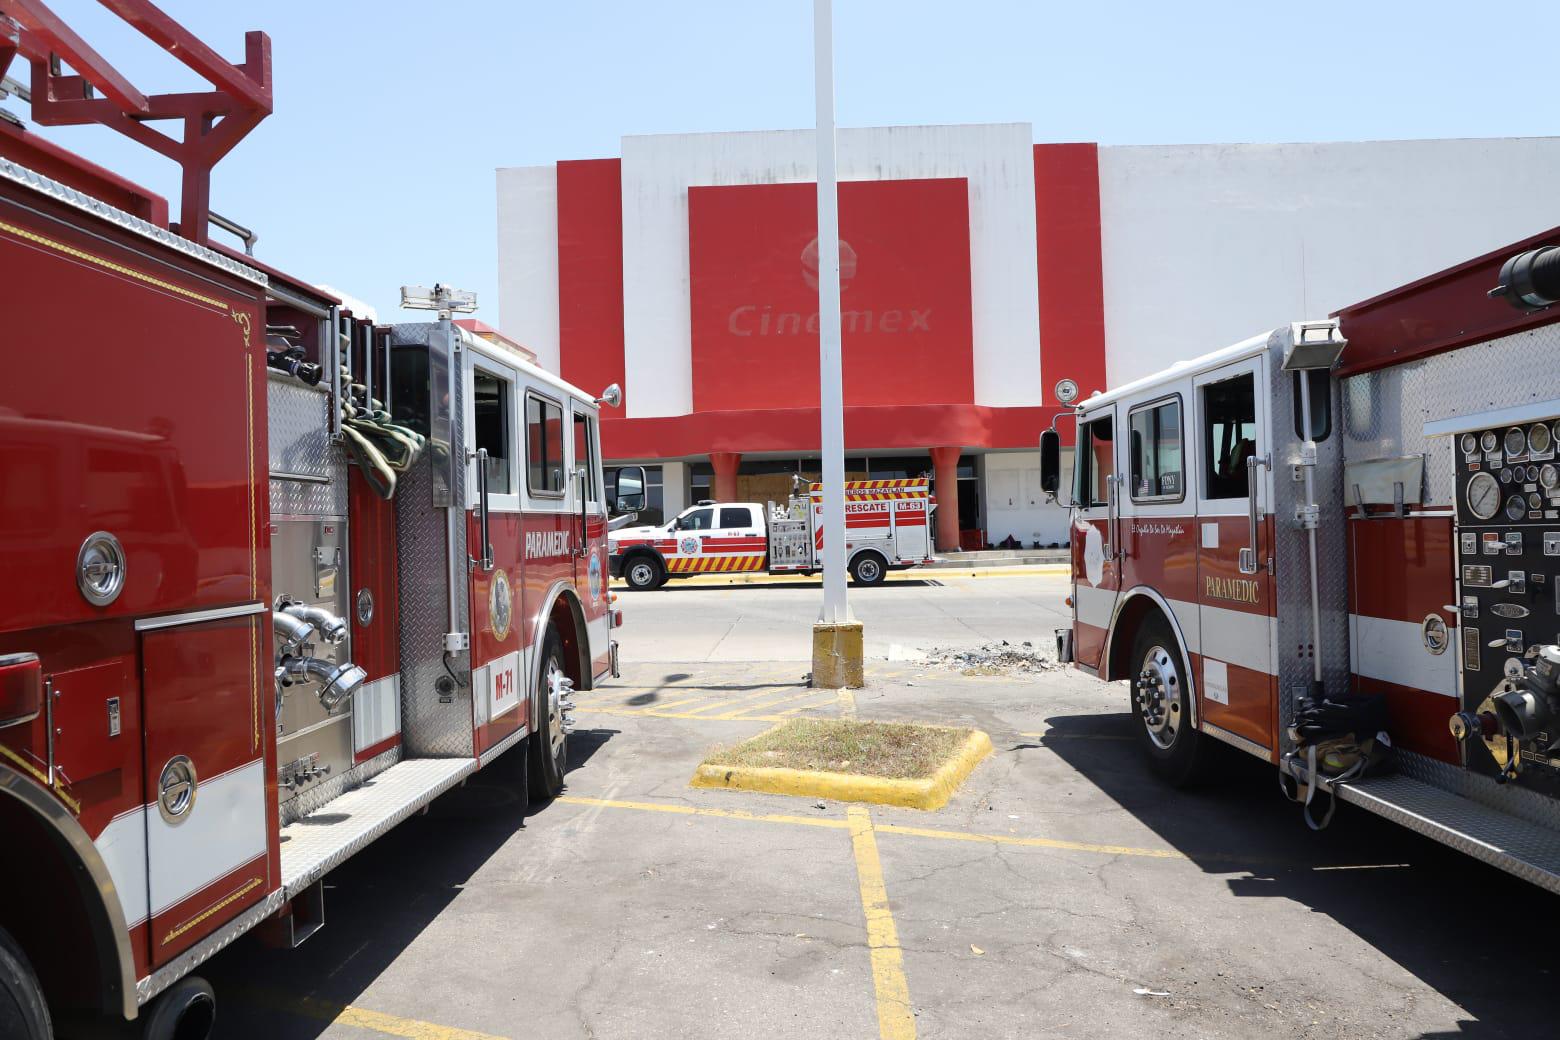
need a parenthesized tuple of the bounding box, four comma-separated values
(1044, 227, 1560, 893)
(0, 7, 631, 1038)
(607, 478, 936, 589)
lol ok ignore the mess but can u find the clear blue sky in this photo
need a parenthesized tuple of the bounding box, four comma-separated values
(12, 1, 1555, 324)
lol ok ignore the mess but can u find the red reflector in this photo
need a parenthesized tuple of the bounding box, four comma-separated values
(0, 652, 42, 730)
(612, 610, 623, 627)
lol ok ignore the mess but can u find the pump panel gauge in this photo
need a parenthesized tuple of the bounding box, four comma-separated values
(1507, 493, 1528, 521)
(1501, 467, 1513, 483)
(1467, 471, 1502, 519)
(1461, 433, 1478, 456)
(1506, 427, 1528, 457)
(1542, 464, 1558, 490)
(1531, 422, 1553, 456)
(1482, 431, 1499, 453)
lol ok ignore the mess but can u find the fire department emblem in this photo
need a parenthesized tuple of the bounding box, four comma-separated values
(588, 551, 603, 602)
(1080, 522, 1105, 587)
(490, 568, 513, 641)
(680, 535, 701, 555)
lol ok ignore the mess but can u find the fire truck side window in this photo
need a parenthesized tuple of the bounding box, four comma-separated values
(720, 506, 753, 528)
(473, 368, 513, 495)
(1128, 398, 1183, 501)
(573, 410, 601, 506)
(1202, 375, 1258, 500)
(527, 392, 566, 496)
(1074, 415, 1114, 507)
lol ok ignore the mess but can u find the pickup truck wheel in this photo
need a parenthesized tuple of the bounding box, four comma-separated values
(0, 926, 49, 1040)
(529, 628, 570, 800)
(624, 556, 664, 590)
(849, 552, 887, 586)
(1129, 615, 1205, 787)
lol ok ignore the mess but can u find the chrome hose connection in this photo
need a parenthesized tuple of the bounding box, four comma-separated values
(272, 610, 317, 654)
(278, 655, 368, 711)
(280, 601, 349, 645)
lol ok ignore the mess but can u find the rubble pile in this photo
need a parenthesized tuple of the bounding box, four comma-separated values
(923, 641, 1060, 677)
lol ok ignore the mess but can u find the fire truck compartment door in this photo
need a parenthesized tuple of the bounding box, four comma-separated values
(1071, 407, 1121, 670)
(140, 611, 270, 966)
(1193, 356, 1277, 753)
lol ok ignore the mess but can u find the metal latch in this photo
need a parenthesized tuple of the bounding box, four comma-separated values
(1293, 504, 1319, 530)
(444, 631, 470, 652)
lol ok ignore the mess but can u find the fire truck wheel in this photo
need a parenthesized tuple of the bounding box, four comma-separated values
(1129, 617, 1205, 786)
(623, 555, 665, 590)
(530, 628, 569, 800)
(139, 975, 215, 1040)
(0, 926, 50, 1040)
(849, 552, 888, 586)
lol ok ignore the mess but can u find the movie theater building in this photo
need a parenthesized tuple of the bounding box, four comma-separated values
(496, 124, 1560, 550)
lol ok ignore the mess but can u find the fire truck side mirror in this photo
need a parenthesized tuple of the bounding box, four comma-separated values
(612, 465, 647, 515)
(1039, 430, 1062, 500)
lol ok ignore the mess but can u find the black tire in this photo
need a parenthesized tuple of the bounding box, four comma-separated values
(140, 975, 215, 1040)
(849, 551, 888, 586)
(623, 554, 665, 590)
(1128, 614, 1205, 787)
(0, 927, 49, 1040)
(529, 627, 570, 800)
(497, 734, 531, 815)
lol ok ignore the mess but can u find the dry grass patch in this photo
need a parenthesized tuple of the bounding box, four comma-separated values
(702, 718, 972, 780)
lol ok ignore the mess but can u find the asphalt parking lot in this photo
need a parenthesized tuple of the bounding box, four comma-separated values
(205, 573, 1559, 1039)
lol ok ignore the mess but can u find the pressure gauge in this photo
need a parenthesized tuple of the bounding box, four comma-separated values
(1467, 471, 1502, 519)
(1531, 465, 1544, 482)
(1507, 427, 1529, 457)
(1461, 433, 1479, 456)
(1541, 464, 1558, 490)
(1501, 467, 1513, 483)
(1531, 422, 1553, 456)
(1482, 431, 1499, 453)
(1532, 492, 1545, 510)
(1507, 493, 1529, 521)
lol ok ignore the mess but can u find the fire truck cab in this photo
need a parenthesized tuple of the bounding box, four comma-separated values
(1045, 228, 1560, 895)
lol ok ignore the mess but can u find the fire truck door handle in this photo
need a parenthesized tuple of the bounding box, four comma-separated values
(473, 448, 493, 571)
(1239, 453, 1271, 575)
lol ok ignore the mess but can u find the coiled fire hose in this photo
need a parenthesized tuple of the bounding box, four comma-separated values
(338, 364, 425, 499)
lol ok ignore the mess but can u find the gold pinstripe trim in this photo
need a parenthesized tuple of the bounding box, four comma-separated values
(0, 744, 82, 815)
(161, 875, 265, 946)
(0, 218, 230, 309)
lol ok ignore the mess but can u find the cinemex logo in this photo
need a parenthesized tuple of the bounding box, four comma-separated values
(525, 530, 571, 559)
(726, 236, 931, 339)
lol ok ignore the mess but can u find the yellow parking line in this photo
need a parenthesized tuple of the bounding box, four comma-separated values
(554, 795, 1187, 861)
(682, 687, 820, 717)
(572, 707, 794, 723)
(847, 808, 916, 1040)
(245, 991, 507, 1040)
(773, 695, 846, 717)
(555, 794, 850, 831)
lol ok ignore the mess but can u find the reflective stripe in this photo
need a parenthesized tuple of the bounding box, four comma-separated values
(1351, 613, 1457, 698)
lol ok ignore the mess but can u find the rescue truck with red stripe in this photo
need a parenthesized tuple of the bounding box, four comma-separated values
(1043, 228, 1560, 893)
(608, 478, 936, 589)
(0, 8, 633, 1038)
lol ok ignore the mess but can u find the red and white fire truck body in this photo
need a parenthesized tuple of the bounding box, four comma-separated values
(1051, 228, 1560, 893)
(0, 74, 620, 1040)
(608, 478, 935, 588)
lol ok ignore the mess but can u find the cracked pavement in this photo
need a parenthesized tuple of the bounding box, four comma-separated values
(203, 574, 1558, 1038)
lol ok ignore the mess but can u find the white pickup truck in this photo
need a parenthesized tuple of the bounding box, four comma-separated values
(608, 479, 936, 589)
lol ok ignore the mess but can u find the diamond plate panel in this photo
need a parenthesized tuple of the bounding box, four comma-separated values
(395, 322, 474, 758)
(1338, 769, 1560, 894)
(279, 743, 401, 826)
(1340, 322, 1560, 510)
(268, 374, 347, 518)
(1262, 330, 1353, 749)
(279, 756, 476, 896)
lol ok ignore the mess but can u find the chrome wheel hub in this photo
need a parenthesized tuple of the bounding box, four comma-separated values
(629, 562, 653, 586)
(547, 661, 576, 756)
(1135, 645, 1182, 750)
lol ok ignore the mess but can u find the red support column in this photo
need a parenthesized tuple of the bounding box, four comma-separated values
(930, 446, 962, 552)
(710, 451, 742, 503)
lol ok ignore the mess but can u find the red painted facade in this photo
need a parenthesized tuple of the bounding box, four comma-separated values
(557, 158, 628, 407)
(1034, 143, 1109, 404)
(688, 178, 974, 411)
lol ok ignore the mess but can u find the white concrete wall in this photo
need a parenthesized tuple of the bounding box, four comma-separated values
(1098, 137, 1560, 388)
(982, 450, 1070, 548)
(618, 123, 1042, 417)
(495, 164, 560, 374)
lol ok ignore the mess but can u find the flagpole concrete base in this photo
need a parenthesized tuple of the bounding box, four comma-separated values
(811, 620, 865, 689)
